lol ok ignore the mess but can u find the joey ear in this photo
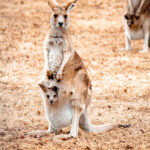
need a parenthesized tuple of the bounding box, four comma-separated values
(64, 0, 78, 11)
(52, 86, 59, 94)
(38, 83, 48, 93)
(48, 0, 58, 10)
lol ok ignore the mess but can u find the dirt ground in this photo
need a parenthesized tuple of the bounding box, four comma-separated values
(0, 0, 150, 149)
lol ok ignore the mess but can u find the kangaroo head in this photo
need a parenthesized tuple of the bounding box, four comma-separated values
(48, 0, 78, 30)
(124, 13, 140, 28)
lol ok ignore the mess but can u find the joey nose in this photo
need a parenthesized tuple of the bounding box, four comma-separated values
(58, 22, 63, 27)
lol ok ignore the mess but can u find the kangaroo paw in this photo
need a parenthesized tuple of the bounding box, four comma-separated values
(46, 70, 54, 80)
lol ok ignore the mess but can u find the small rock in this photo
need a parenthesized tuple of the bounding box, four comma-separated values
(37, 110, 41, 115)
(0, 132, 6, 137)
(108, 105, 111, 109)
(125, 145, 133, 149)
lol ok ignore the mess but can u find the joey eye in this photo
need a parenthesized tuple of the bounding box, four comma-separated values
(47, 95, 49, 98)
(54, 14, 58, 18)
(64, 15, 67, 19)
(54, 95, 57, 98)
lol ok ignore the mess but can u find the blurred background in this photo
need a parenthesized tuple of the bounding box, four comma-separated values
(0, 0, 150, 149)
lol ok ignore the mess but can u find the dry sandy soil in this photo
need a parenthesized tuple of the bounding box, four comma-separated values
(0, 0, 150, 149)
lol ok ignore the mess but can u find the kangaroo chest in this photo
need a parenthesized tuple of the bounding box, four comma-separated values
(126, 27, 144, 40)
(48, 37, 65, 74)
(123, 18, 144, 40)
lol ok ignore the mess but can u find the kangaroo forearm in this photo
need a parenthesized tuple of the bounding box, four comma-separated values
(44, 46, 50, 70)
(58, 50, 73, 73)
(128, 0, 134, 13)
(136, 0, 147, 13)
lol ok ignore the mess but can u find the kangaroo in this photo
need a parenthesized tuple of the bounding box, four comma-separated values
(28, 0, 130, 139)
(121, 0, 150, 53)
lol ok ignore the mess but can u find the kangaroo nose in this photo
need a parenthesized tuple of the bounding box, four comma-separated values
(50, 100, 54, 104)
(58, 22, 63, 27)
(128, 22, 132, 27)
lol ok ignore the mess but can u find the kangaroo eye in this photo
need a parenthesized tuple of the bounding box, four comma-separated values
(135, 15, 140, 20)
(54, 14, 58, 18)
(64, 15, 67, 19)
(124, 14, 129, 20)
(47, 95, 49, 98)
(54, 95, 57, 98)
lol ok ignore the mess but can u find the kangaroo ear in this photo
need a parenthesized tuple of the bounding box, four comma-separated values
(52, 86, 59, 94)
(38, 83, 48, 93)
(48, 0, 59, 10)
(64, 0, 78, 11)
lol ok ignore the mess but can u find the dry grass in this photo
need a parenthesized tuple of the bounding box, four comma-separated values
(0, 0, 150, 149)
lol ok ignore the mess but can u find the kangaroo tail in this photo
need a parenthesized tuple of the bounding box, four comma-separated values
(79, 110, 131, 133)
(79, 110, 117, 133)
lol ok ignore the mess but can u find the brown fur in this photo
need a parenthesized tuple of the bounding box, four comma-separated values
(74, 66, 83, 72)
(58, 51, 91, 104)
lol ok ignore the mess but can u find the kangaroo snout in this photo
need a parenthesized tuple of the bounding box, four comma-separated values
(50, 100, 54, 104)
(128, 21, 133, 27)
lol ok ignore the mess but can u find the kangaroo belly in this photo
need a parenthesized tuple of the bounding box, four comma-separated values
(49, 103, 73, 129)
(48, 38, 64, 73)
(126, 27, 144, 40)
